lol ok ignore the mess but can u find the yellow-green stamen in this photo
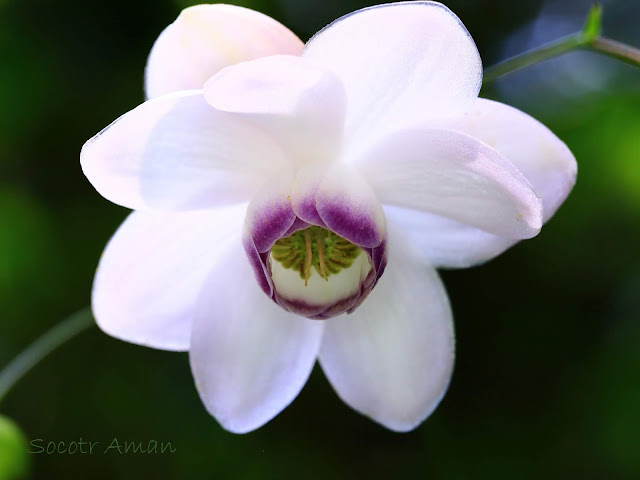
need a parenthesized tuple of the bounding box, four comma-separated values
(271, 226, 361, 284)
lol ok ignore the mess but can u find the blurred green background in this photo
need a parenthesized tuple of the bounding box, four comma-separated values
(1, 0, 639, 478)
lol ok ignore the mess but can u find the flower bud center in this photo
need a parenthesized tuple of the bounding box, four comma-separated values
(271, 226, 361, 286)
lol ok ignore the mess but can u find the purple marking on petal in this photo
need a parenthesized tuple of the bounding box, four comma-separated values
(249, 200, 296, 253)
(275, 288, 361, 319)
(283, 217, 311, 238)
(274, 295, 328, 318)
(292, 193, 326, 227)
(317, 197, 383, 248)
(242, 234, 273, 297)
(371, 239, 387, 275)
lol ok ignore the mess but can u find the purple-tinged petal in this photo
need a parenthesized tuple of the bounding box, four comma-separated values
(242, 228, 273, 297)
(243, 169, 297, 253)
(316, 163, 386, 248)
(354, 128, 542, 240)
(451, 98, 577, 223)
(290, 163, 328, 227)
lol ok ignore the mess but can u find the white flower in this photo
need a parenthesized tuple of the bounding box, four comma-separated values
(80, 2, 576, 433)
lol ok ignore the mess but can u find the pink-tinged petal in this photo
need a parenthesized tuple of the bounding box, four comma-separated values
(145, 4, 304, 98)
(81, 91, 288, 211)
(243, 169, 297, 254)
(316, 163, 386, 248)
(92, 204, 246, 351)
(189, 240, 324, 434)
(385, 205, 514, 268)
(319, 226, 454, 431)
(204, 55, 347, 164)
(452, 98, 577, 223)
(303, 1, 482, 155)
(355, 128, 542, 240)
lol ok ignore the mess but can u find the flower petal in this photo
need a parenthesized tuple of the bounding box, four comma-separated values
(384, 205, 514, 268)
(190, 240, 324, 434)
(204, 55, 347, 164)
(452, 98, 577, 223)
(290, 163, 328, 227)
(303, 1, 482, 154)
(383, 100, 577, 269)
(354, 128, 542, 239)
(145, 4, 304, 98)
(81, 91, 288, 211)
(243, 168, 296, 253)
(315, 162, 386, 248)
(92, 204, 246, 351)
(319, 227, 454, 431)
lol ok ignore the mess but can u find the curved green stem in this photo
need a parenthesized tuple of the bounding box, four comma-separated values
(0, 308, 95, 406)
(483, 33, 586, 84)
(483, 4, 640, 85)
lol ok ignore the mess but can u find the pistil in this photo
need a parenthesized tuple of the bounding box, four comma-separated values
(316, 232, 328, 281)
(303, 229, 312, 286)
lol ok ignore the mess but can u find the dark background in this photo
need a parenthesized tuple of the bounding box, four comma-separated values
(1, 0, 639, 478)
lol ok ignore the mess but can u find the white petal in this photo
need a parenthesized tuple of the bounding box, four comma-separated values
(303, 1, 482, 154)
(355, 128, 542, 239)
(319, 227, 454, 431)
(384, 205, 514, 268)
(204, 55, 346, 164)
(383, 100, 578, 269)
(145, 4, 304, 99)
(190, 240, 324, 434)
(92, 204, 246, 351)
(452, 98, 577, 223)
(81, 91, 288, 211)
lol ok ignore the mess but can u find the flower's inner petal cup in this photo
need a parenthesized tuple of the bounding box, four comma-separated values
(303, 1, 482, 155)
(204, 55, 347, 164)
(319, 226, 454, 432)
(269, 226, 373, 311)
(354, 128, 543, 239)
(81, 91, 289, 212)
(92, 204, 247, 351)
(384, 205, 515, 268)
(315, 162, 386, 248)
(451, 98, 577, 223)
(145, 4, 304, 99)
(189, 240, 324, 434)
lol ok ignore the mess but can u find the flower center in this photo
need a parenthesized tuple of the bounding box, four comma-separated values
(270, 226, 361, 286)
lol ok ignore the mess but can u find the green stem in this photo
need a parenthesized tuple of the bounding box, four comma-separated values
(0, 308, 94, 406)
(483, 4, 640, 85)
(483, 33, 587, 84)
